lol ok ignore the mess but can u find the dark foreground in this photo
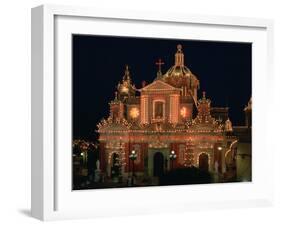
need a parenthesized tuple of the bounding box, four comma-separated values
(73, 167, 239, 190)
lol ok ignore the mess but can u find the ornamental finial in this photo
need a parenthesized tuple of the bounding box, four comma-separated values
(125, 64, 129, 75)
(123, 64, 131, 81)
(177, 44, 182, 52)
(175, 44, 184, 66)
(203, 91, 206, 99)
(225, 118, 233, 132)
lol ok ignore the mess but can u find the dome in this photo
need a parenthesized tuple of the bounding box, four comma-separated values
(163, 44, 199, 90)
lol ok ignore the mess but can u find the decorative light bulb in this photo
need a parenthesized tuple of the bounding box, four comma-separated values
(130, 107, 140, 119)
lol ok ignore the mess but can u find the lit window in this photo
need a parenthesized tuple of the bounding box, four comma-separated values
(130, 107, 139, 119)
(121, 86, 129, 93)
(154, 101, 164, 118)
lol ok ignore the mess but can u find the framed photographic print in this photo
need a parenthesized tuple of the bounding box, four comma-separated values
(31, 4, 274, 221)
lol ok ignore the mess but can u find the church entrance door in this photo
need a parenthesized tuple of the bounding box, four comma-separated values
(111, 153, 121, 178)
(199, 153, 209, 172)
(153, 152, 164, 177)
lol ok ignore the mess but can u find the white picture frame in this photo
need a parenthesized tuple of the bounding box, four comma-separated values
(31, 4, 274, 221)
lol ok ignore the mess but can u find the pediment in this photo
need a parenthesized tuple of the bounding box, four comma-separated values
(140, 80, 179, 92)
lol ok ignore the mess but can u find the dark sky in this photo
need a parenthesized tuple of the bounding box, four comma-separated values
(72, 35, 252, 141)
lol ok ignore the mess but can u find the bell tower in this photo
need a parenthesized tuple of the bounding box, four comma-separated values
(109, 92, 124, 121)
(197, 91, 212, 122)
(117, 65, 136, 101)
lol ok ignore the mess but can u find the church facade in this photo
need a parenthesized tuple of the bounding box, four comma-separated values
(97, 45, 238, 180)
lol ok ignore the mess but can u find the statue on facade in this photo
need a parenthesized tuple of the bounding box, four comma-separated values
(94, 159, 101, 182)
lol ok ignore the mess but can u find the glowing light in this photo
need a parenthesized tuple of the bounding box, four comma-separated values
(130, 107, 140, 119)
(129, 149, 137, 160)
(121, 86, 129, 93)
(180, 107, 188, 118)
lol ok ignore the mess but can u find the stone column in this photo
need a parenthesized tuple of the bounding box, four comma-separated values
(140, 95, 149, 124)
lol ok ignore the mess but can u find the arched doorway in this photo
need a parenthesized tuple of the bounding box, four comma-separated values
(199, 153, 209, 172)
(111, 153, 121, 178)
(153, 152, 164, 177)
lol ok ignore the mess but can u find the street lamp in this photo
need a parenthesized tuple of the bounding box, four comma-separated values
(129, 150, 137, 185)
(169, 150, 177, 170)
(217, 146, 222, 151)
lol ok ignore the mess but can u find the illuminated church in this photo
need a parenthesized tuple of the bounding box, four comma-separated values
(97, 44, 239, 180)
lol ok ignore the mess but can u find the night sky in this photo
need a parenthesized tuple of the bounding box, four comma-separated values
(72, 35, 252, 141)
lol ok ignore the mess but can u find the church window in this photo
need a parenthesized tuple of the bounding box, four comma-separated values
(154, 101, 164, 119)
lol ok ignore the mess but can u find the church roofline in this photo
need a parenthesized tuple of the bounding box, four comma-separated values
(138, 79, 182, 92)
